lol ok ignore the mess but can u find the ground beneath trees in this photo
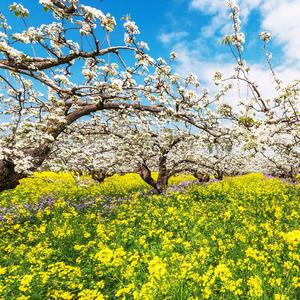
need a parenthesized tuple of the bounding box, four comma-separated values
(0, 173, 300, 299)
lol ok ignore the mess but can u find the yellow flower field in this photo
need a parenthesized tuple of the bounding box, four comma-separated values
(0, 173, 299, 299)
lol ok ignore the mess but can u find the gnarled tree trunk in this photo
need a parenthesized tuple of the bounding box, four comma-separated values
(156, 154, 169, 193)
(156, 175, 169, 193)
(90, 170, 110, 183)
(215, 171, 224, 180)
(193, 171, 210, 183)
(0, 144, 52, 193)
(0, 160, 24, 192)
(139, 163, 161, 193)
(138, 158, 170, 194)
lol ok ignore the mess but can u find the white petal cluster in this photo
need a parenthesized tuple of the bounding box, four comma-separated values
(9, 2, 29, 18)
(124, 20, 140, 35)
(81, 5, 116, 32)
(259, 31, 272, 43)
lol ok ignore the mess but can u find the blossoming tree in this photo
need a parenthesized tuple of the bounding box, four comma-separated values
(0, 0, 217, 191)
(216, 1, 300, 180)
(0, 0, 299, 193)
(47, 112, 252, 193)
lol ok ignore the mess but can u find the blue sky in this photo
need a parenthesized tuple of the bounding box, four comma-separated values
(94, 0, 298, 69)
(2, 0, 300, 99)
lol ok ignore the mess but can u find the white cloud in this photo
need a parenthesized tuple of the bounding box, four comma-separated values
(158, 0, 300, 111)
(190, 0, 263, 36)
(260, 0, 300, 64)
(172, 42, 231, 82)
(189, 0, 300, 65)
(190, 0, 225, 14)
(190, 0, 262, 18)
(158, 31, 189, 44)
(173, 42, 241, 109)
(173, 42, 300, 110)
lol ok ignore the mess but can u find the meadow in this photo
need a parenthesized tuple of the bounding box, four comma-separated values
(0, 173, 299, 299)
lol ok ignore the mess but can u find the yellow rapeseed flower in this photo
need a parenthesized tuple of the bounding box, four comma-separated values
(248, 275, 263, 297)
(148, 256, 167, 279)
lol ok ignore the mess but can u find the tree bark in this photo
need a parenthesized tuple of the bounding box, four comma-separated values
(139, 163, 161, 193)
(0, 143, 52, 193)
(156, 155, 169, 193)
(138, 158, 170, 194)
(0, 160, 24, 192)
(215, 171, 223, 180)
(90, 170, 107, 183)
(156, 174, 169, 193)
(193, 171, 210, 183)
